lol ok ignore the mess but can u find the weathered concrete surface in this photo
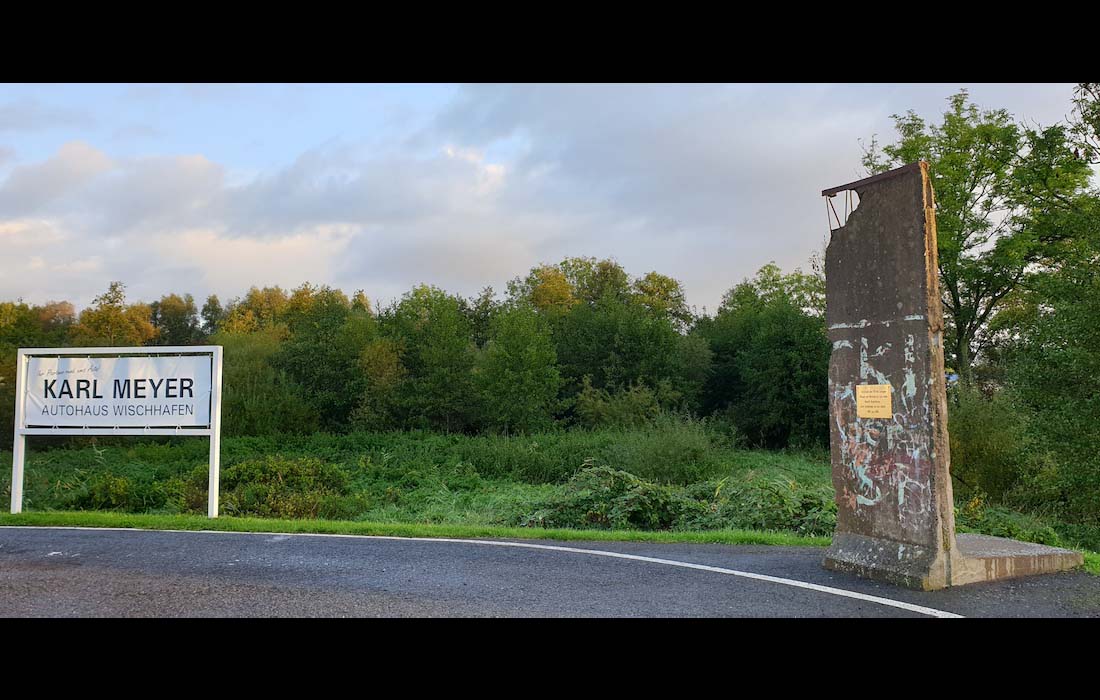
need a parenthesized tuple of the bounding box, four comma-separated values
(953, 534, 1085, 586)
(821, 162, 1082, 590)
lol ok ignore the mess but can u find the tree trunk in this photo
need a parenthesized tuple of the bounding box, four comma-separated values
(955, 330, 974, 388)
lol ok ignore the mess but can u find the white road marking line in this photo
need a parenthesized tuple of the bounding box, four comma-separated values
(3, 526, 964, 618)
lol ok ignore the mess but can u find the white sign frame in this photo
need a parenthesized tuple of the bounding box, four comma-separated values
(10, 346, 224, 518)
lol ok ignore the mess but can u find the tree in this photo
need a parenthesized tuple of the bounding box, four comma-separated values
(351, 290, 372, 314)
(474, 304, 561, 434)
(150, 293, 203, 345)
(464, 286, 500, 348)
(220, 286, 290, 334)
(699, 295, 829, 448)
(631, 271, 694, 330)
(272, 284, 375, 431)
(862, 90, 1095, 384)
(995, 218, 1100, 521)
(36, 301, 76, 335)
(508, 257, 634, 313)
(350, 336, 406, 431)
(212, 327, 320, 436)
(201, 295, 225, 335)
(1069, 82, 1100, 164)
(507, 265, 576, 315)
(719, 262, 824, 317)
(1, 300, 76, 444)
(71, 282, 158, 346)
(561, 257, 631, 305)
(378, 285, 479, 432)
(552, 295, 682, 400)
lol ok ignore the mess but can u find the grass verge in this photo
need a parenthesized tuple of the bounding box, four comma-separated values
(0, 510, 831, 547)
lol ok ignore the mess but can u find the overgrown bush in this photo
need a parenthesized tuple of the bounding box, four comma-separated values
(602, 412, 720, 484)
(519, 464, 836, 535)
(573, 378, 660, 429)
(699, 477, 837, 535)
(955, 493, 1062, 547)
(698, 298, 829, 449)
(213, 455, 365, 519)
(948, 387, 1038, 502)
(520, 465, 706, 530)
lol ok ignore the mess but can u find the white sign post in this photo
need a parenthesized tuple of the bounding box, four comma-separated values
(10, 346, 223, 517)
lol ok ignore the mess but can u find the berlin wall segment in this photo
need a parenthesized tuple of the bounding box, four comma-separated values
(820, 162, 1082, 590)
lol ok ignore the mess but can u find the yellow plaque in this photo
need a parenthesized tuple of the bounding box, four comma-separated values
(856, 384, 893, 419)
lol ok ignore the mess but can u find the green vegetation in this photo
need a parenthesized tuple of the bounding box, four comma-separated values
(2, 428, 1097, 565)
(1, 422, 825, 528)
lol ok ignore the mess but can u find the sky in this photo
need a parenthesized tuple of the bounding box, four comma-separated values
(0, 83, 1086, 315)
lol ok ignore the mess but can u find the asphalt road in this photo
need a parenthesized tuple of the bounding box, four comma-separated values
(2, 527, 1098, 617)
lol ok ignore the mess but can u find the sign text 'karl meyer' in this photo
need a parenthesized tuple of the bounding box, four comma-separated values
(24, 356, 212, 428)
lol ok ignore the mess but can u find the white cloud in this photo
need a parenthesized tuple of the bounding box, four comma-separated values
(0, 142, 113, 216)
(0, 84, 1086, 314)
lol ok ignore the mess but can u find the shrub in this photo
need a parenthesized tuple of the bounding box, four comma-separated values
(699, 299, 829, 449)
(214, 455, 364, 519)
(948, 387, 1038, 502)
(574, 378, 660, 429)
(603, 412, 720, 484)
(519, 464, 836, 535)
(955, 493, 1062, 547)
(708, 477, 836, 536)
(520, 465, 705, 530)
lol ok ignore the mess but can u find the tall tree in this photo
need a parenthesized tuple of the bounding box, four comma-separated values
(71, 282, 158, 347)
(150, 293, 203, 345)
(464, 286, 500, 348)
(272, 284, 374, 431)
(507, 264, 577, 315)
(720, 262, 824, 318)
(862, 90, 1094, 384)
(631, 271, 693, 330)
(200, 295, 225, 335)
(1069, 82, 1100, 164)
(379, 285, 479, 432)
(474, 304, 561, 434)
(220, 286, 290, 334)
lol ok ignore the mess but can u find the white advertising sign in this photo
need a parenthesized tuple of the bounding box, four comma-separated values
(24, 355, 212, 428)
(11, 346, 223, 517)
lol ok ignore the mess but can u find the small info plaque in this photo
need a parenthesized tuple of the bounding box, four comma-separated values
(856, 384, 893, 419)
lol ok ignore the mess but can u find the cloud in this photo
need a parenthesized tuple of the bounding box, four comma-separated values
(0, 84, 1085, 314)
(0, 138, 522, 309)
(0, 142, 113, 217)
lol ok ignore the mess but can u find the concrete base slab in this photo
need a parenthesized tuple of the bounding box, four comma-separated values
(824, 532, 950, 590)
(951, 533, 1084, 587)
(824, 532, 1084, 590)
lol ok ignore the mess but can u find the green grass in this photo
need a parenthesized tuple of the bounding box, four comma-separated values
(0, 511, 830, 547)
(0, 426, 834, 532)
(2, 427, 1097, 573)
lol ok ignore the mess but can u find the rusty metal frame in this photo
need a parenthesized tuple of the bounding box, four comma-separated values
(821, 162, 923, 198)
